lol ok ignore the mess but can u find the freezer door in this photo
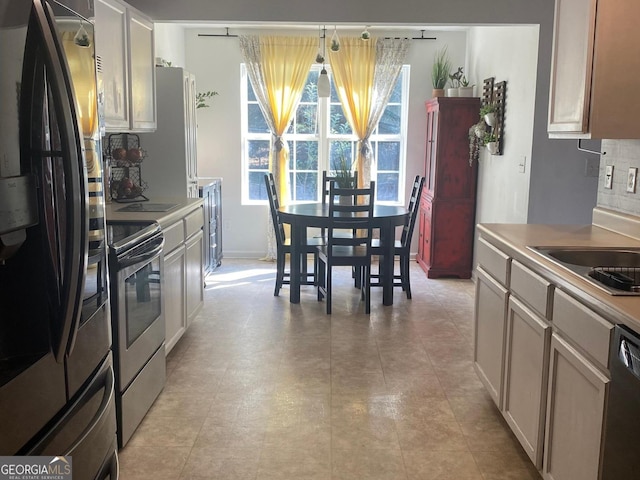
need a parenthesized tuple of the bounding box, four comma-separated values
(27, 353, 118, 480)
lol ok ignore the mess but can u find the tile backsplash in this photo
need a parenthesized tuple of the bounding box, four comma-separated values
(597, 140, 640, 216)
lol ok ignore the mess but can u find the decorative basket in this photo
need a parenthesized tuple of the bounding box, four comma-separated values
(105, 133, 148, 202)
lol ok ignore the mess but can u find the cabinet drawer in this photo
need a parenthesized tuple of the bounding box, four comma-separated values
(163, 220, 184, 253)
(510, 260, 553, 319)
(552, 289, 613, 369)
(184, 207, 203, 239)
(477, 237, 510, 286)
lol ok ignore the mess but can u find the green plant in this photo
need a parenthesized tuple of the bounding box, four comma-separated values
(460, 75, 470, 87)
(333, 154, 356, 188)
(196, 90, 219, 109)
(480, 103, 497, 117)
(431, 47, 452, 89)
(449, 66, 464, 88)
(482, 131, 497, 145)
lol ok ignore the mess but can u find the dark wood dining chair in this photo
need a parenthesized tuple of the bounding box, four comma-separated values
(264, 173, 324, 296)
(316, 181, 375, 314)
(371, 175, 425, 299)
(318, 170, 359, 240)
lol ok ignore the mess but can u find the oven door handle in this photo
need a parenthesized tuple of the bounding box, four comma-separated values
(117, 238, 164, 269)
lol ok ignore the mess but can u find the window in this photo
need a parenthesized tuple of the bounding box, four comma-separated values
(241, 64, 409, 204)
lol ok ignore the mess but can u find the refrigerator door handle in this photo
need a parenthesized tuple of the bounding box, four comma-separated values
(31, 0, 88, 361)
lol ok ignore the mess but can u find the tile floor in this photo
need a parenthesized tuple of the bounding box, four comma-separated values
(118, 258, 541, 480)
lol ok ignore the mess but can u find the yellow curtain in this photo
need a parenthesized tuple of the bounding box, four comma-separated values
(328, 37, 377, 188)
(260, 36, 316, 203)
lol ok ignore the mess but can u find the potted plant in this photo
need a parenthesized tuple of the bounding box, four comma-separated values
(431, 47, 451, 98)
(447, 66, 463, 97)
(333, 154, 356, 188)
(458, 75, 475, 97)
(480, 103, 497, 126)
(483, 131, 499, 154)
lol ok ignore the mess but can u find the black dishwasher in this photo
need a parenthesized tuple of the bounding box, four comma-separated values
(601, 324, 640, 479)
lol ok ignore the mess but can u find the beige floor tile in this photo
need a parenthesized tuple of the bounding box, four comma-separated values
(402, 450, 483, 480)
(332, 446, 407, 480)
(117, 258, 538, 480)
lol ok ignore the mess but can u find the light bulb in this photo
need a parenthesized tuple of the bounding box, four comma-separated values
(317, 68, 330, 98)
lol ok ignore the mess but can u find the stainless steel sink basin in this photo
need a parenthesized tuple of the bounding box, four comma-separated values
(528, 246, 640, 295)
(536, 247, 640, 268)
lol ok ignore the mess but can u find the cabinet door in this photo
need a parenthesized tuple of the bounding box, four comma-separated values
(503, 296, 551, 468)
(423, 106, 438, 196)
(185, 230, 204, 326)
(95, 0, 129, 130)
(127, 9, 156, 131)
(163, 246, 186, 355)
(548, 0, 595, 134)
(417, 199, 432, 269)
(543, 333, 609, 480)
(473, 266, 509, 408)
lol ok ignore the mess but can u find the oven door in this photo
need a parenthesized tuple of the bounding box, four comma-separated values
(112, 235, 164, 392)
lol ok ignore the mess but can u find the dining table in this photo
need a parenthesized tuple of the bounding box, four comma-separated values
(278, 203, 409, 306)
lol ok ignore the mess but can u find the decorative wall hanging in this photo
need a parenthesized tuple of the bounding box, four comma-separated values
(480, 77, 507, 155)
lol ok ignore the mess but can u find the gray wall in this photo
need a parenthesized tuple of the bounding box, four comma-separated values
(597, 140, 640, 215)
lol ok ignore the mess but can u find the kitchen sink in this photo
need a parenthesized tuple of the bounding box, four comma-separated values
(528, 246, 640, 295)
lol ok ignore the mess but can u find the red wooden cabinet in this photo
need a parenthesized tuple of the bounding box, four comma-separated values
(417, 97, 480, 279)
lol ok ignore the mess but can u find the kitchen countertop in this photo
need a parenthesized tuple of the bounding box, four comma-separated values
(478, 209, 640, 332)
(105, 197, 203, 229)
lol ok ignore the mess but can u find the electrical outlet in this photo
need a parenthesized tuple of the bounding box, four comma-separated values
(627, 167, 638, 193)
(605, 165, 614, 189)
(584, 157, 600, 177)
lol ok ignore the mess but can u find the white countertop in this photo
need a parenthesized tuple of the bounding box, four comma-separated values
(105, 197, 203, 229)
(478, 215, 640, 332)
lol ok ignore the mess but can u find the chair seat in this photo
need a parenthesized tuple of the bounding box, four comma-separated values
(283, 237, 325, 249)
(371, 238, 403, 251)
(317, 244, 369, 259)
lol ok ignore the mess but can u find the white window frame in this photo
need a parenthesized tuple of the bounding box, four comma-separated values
(240, 64, 410, 205)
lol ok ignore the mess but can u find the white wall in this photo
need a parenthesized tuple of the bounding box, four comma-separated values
(182, 27, 468, 257)
(154, 23, 186, 67)
(467, 26, 538, 225)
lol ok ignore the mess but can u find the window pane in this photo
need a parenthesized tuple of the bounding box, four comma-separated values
(330, 105, 351, 135)
(295, 141, 318, 170)
(295, 172, 318, 201)
(329, 141, 354, 171)
(249, 171, 268, 200)
(377, 141, 400, 170)
(247, 77, 257, 102)
(248, 104, 269, 133)
(376, 172, 399, 202)
(295, 104, 317, 134)
(248, 140, 270, 170)
(378, 105, 401, 134)
(388, 78, 402, 103)
(301, 71, 319, 102)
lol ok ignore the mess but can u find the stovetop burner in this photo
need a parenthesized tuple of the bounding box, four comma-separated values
(116, 203, 178, 213)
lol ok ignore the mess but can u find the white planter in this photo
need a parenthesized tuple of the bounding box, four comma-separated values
(486, 141, 499, 155)
(446, 88, 459, 97)
(484, 112, 496, 127)
(458, 86, 474, 97)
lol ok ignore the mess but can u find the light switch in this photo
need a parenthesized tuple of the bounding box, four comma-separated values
(627, 167, 637, 193)
(605, 165, 614, 189)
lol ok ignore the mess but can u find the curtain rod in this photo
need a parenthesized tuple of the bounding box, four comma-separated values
(198, 28, 436, 40)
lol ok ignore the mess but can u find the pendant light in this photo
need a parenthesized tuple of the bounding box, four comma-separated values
(317, 26, 330, 98)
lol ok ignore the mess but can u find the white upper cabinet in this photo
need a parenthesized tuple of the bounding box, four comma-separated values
(548, 0, 640, 138)
(95, 0, 156, 132)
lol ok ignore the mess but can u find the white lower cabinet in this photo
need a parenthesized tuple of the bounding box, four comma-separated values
(503, 296, 551, 468)
(543, 333, 609, 480)
(185, 229, 204, 327)
(473, 266, 509, 408)
(163, 245, 186, 354)
(162, 204, 204, 355)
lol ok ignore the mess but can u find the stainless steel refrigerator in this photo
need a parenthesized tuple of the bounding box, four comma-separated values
(0, 1, 118, 478)
(139, 66, 200, 198)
